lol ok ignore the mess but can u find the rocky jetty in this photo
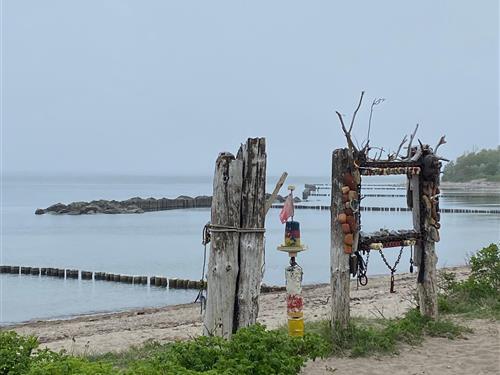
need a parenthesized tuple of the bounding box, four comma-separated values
(35, 194, 300, 215)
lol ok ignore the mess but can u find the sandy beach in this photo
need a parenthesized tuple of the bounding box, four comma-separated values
(6, 266, 499, 374)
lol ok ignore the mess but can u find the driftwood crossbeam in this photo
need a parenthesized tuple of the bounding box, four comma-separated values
(358, 229, 420, 251)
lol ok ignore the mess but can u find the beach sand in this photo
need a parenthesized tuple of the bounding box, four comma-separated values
(7, 266, 499, 374)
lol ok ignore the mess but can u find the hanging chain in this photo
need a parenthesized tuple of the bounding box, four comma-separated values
(356, 251, 370, 287)
(194, 223, 210, 313)
(379, 246, 404, 293)
(409, 244, 414, 273)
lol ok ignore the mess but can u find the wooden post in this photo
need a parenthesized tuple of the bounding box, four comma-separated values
(418, 240, 438, 318)
(416, 155, 441, 319)
(203, 152, 243, 338)
(330, 148, 352, 329)
(234, 138, 266, 330)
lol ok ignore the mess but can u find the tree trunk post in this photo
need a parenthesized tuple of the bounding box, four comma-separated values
(234, 138, 267, 331)
(416, 154, 441, 319)
(203, 152, 243, 338)
(330, 148, 353, 329)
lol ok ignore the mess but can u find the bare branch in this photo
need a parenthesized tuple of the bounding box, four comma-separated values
(349, 91, 365, 133)
(390, 135, 408, 161)
(364, 97, 386, 151)
(434, 135, 447, 153)
(418, 139, 424, 151)
(406, 123, 419, 159)
(336, 111, 357, 152)
(376, 147, 385, 160)
(353, 134, 361, 150)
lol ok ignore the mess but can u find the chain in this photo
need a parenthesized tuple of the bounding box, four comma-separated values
(379, 246, 404, 293)
(379, 246, 403, 273)
(356, 251, 370, 287)
(194, 223, 210, 313)
(409, 244, 414, 273)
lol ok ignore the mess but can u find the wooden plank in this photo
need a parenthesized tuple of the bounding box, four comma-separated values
(330, 148, 351, 329)
(265, 172, 288, 214)
(234, 138, 267, 330)
(203, 152, 243, 338)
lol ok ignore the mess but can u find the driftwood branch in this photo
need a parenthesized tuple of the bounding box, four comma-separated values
(265, 172, 288, 214)
(391, 135, 408, 161)
(406, 124, 419, 159)
(376, 147, 385, 160)
(364, 98, 385, 151)
(336, 111, 357, 152)
(336, 91, 366, 153)
(434, 136, 446, 153)
(349, 91, 365, 133)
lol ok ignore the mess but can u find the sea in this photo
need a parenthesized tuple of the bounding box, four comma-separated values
(1, 174, 499, 325)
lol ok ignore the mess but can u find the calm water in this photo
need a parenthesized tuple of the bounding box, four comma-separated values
(1, 175, 499, 325)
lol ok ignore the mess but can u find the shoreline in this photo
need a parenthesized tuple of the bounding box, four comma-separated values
(6, 265, 471, 355)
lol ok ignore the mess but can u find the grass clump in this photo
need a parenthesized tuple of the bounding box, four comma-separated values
(302, 308, 468, 357)
(438, 243, 500, 319)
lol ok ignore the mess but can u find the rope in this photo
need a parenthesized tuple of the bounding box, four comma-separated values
(195, 222, 266, 314)
(207, 223, 266, 234)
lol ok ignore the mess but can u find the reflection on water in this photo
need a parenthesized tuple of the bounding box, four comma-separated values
(1, 175, 499, 325)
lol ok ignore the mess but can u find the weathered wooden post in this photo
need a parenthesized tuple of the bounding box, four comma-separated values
(330, 148, 356, 329)
(234, 138, 266, 330)
(203, 152, 243, 338)
(416, 150, 441, 319)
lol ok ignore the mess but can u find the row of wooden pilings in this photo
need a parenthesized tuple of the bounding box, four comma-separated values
(0, 265, 284, 293)
(0, 265, 206, 290)
(271, 204, 500, 214)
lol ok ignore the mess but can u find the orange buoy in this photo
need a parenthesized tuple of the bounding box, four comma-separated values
(344, 233, 354, 245)
(337, 213, 347, 223)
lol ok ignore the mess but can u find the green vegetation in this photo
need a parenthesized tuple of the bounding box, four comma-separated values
(442, 147, 500, 182)
(438, 243, 500, 319)
(2, 244, 498, 374)
(300, 308, 468, 358)
(0, 325, 327, 375)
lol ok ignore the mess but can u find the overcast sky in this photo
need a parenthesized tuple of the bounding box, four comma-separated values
(2, 0, 499, 177)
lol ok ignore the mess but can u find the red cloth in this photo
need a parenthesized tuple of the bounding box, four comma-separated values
(279, 194, 294, 223)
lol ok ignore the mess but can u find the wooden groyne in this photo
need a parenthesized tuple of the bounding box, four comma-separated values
(0, 265, 284, 293)
(271, 204, 500, 214)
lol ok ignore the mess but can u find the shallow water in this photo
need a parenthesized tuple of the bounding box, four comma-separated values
(1, 175, 498, 325)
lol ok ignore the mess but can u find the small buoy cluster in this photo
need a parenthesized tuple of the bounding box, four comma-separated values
(337, 171, 360, 254)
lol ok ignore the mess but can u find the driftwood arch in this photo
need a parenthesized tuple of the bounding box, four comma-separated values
(330, 92, 445, 329)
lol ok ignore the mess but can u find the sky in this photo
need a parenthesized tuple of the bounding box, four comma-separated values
(2, 0, 499, 177)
